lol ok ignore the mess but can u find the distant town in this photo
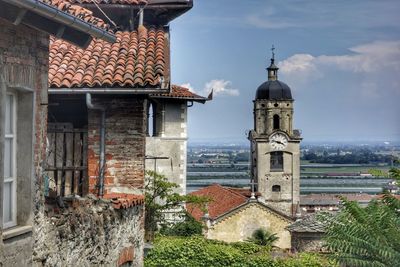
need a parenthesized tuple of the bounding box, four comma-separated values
(187, 142, 399, 194)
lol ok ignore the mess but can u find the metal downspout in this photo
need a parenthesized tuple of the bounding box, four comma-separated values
(86, 93, 106, 197)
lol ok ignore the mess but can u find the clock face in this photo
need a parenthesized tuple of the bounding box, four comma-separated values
(269, 133, 288, 150)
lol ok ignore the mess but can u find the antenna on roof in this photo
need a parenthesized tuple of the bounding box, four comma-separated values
(90, 0, 118, 29)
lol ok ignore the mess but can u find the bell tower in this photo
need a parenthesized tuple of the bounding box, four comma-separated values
(249, 47, 302, 217)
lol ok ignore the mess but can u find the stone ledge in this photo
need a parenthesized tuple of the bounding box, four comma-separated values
(2, 225, 32, 240)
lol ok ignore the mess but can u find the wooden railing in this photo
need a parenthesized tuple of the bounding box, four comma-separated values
(45, 123, 88, 197)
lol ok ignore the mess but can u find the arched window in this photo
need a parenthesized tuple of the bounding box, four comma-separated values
(272, 185, 281, 192)
(273, 114, 280, 130)
(270, 151, 283, 171)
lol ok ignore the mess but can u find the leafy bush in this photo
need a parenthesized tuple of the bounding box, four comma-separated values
(246, 228, 279, 246)
(159, 213, 203, 237)
(145, 236, 337, 267)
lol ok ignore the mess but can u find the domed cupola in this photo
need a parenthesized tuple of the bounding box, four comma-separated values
(255, 48, 293, 100)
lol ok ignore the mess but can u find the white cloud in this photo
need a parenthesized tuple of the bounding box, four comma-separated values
(278, 40, 400, 100)
(180, 79, 239, 97)
(180, 83, 197, 93)
(204, 79, 239, 96)
(279, 40, 400, 76)
(245, 7, 301, 29)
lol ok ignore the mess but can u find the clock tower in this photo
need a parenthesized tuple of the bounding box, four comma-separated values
(248, 48, 302, 217)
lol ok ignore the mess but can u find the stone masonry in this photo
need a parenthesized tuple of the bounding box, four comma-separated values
(0, 20, 49, 266)
(33, 197, 144, 267)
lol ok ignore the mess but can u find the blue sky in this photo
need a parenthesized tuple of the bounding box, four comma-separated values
(169, 0, 400, 143)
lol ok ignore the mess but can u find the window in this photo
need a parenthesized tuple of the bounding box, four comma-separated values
(270, 151, 283, 171)
(3, 93, 17, 228)
(272, 185, 281, 192)
(273, 114, 280, 130)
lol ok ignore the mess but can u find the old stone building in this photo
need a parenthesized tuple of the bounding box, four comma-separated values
(248, 51, 302, 217)
(33, 1, 194, 266)
(146, 85, 208, 196)
(188, 184, 293, 249)
(187, 52, 302, 249)
(0, 0, 115, 265)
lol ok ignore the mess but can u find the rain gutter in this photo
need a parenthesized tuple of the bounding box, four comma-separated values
(3, 0, 116, 43)
(48, 88, 170, 94)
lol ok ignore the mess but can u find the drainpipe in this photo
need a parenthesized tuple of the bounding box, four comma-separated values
(86, 93, 106, 197)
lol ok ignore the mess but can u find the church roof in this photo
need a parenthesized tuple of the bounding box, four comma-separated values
(187, 184, 248, 221)
(255, 80, 293, 100)
(287, 213, 328, 233)
(187, 184, 292, 222)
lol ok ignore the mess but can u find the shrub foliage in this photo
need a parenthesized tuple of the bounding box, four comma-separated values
(145, 236, 337, 267)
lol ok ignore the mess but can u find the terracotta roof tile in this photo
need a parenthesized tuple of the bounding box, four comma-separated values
(49, 26, 167, 88)
(151, 85, 208, 101)
(42, 0, 110, 30)
(187, 184, 248, 221)
(103, 193, 144, 209)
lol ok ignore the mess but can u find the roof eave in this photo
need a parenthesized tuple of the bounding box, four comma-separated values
(150, 95, 208, 103)
(48, 87, 170, 94)
(0, 0, 116, 48)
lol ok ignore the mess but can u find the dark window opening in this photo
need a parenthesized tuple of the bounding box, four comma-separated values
(273, 114, 280, 130)
(270, 151, 283, 171)
(272, 185, 281, 192)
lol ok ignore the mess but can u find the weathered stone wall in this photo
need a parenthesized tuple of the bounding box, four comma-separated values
(88, 97, 147, 195)
(146, 101, 187, 195)
(0, 19, 49, 266)
(291, 232, 325, 252)
(33, 197, 144, 266)
(206, 202, 292, 249)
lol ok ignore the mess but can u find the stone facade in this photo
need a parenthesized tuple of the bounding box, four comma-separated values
(146, 100, 187, 195)
(33, 197, 144, 266)
(39, 95, 147, 266)
(290, 232, 325, 252)
(249, 58, 301, 218)
(205, 202, 293, 249)
(0, 20, 49, 266)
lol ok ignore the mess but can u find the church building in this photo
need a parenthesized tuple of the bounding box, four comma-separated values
(187, 50, 302, 249)
(249, 50, 302, 217)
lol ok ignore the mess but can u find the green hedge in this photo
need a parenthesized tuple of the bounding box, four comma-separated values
(145, 236, 337, 267)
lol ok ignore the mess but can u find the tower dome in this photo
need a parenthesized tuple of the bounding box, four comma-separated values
(255, 49, 293, 100)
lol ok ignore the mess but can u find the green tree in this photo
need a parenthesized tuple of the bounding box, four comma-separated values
(246, 228, 279, 247)
(159, 213, 203, 237)
(389, 167, 400, 183)
(322, 193, 400, 267)
(145, 170, 209, 241)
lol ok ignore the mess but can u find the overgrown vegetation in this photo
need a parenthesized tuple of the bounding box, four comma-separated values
(145, 236, 337, 267)
(159, 213, 203, 237)
(144, 171, 209, 241)
(321, 169, 400, 267)
(246, 228, 279, 247)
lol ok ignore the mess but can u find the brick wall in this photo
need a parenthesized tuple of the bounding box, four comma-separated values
(0, 19, 49, 266)
(88, 97, 147, 195)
